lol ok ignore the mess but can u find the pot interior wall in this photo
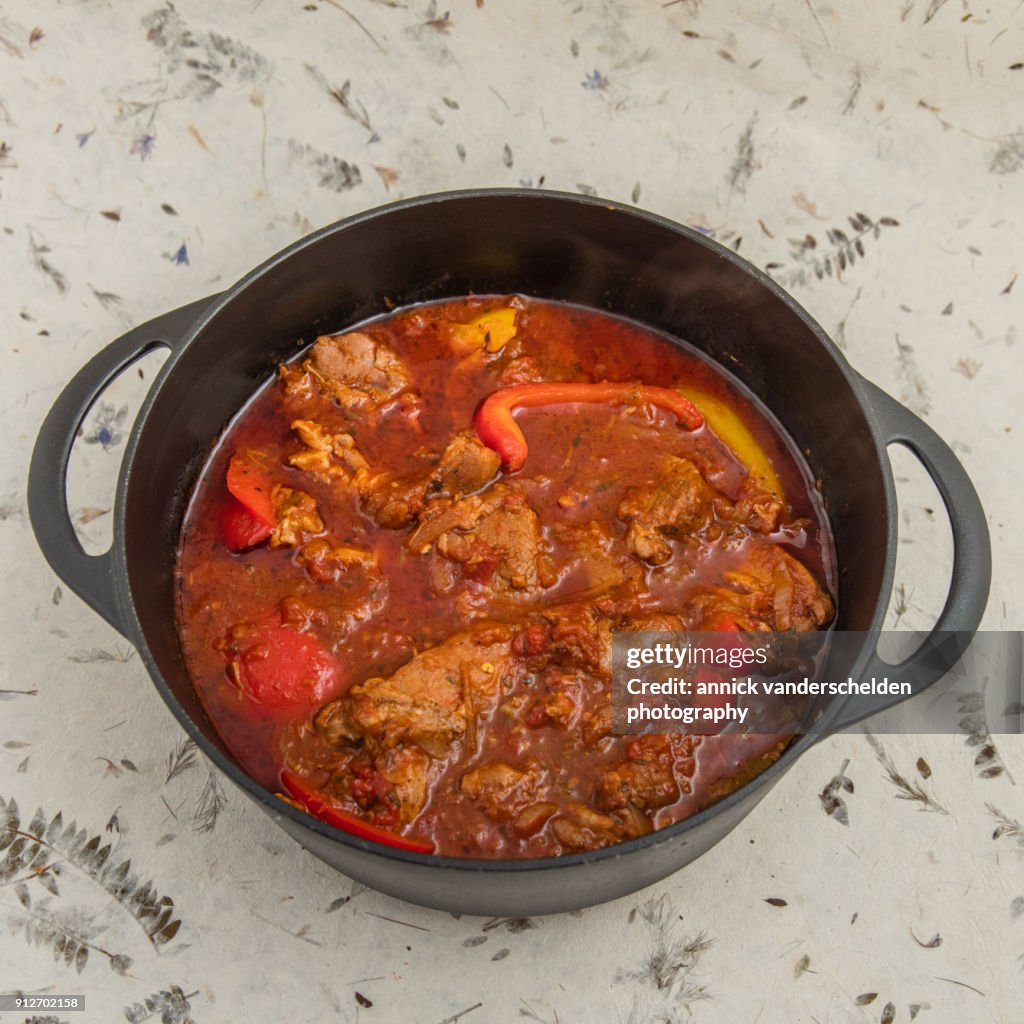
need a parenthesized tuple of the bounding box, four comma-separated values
(123, 193, 889, 754)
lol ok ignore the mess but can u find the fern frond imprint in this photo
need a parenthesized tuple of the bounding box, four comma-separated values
(764, 213, 900, 288)
(1, 795, 181, 948)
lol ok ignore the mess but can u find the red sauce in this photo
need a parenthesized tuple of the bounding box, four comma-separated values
(176, 296, 835, 858)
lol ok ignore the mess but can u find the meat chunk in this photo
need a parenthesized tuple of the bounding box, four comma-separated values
(628, 611, 686, 633)
(551, 519, 644, 600)
(722, 476, 784, 534)
(581, 700, 614, 748)
(596, 735, 681, 813)
(304, 331, 410, 411)
(725, 543, 834, 631)
(269, 487, 323, 548)
(687, 542, 834, 631)
(522, 672, 583, 730)
(513, 603, 613, 679)
(373, 745, 432, 826)
(549, 803, 625, 851)
(511, 802, 558, 838)
(362, 476, 428, 530)
(364, 432, 500, 529)
(409, 486, 553, 594)
(288, 419, 373, 487)
(296, 538, 377, 584)
(618, 456, 789, 566)
(460, 760, 545, 822)
(335, 744, 433, 828)
(314, 625, 516, 758)
(428, 431, 501, 499)
(407, 495, 488, 552)
(618, 456, 719, 564)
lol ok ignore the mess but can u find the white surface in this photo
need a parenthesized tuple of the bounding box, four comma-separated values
(1, 2, 1021, 1022)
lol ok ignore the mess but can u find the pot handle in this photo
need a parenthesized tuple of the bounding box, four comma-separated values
(28, 296, 218, 637)
(826, 377, 991, 732)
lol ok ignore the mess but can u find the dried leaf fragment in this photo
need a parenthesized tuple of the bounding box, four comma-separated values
(373, 165, 400, 191)
(911, 929, 942, 948)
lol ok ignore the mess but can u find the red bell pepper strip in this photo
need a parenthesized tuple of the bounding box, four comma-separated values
(222, 451, 276, 549)
(474, 382, 704, 473)
(280, 770, 435, 854)
(219, 495, 274, 550)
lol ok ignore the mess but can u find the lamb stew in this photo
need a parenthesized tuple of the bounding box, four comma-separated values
(176, 296, 835, 859)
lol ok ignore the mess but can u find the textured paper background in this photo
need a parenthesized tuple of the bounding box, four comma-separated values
(1, 2, 1021, 1021)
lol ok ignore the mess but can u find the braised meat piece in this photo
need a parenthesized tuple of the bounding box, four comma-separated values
(326, 744, 435, 828)
(580, 700, 614, 748)
(683, 542, 833, 631)
(513, 602, 613, 678)
(429, 431, 502, 499)
(434, 495, 544, 593)
(288, 419, 373, 487)
(279, 331, 411, 412)
(409, 486, 554, 593)
(269, 487, 323, 548)
(721, 476, 784, 535)
(682, 542, 834, 632)
(314, 625, 516, 758)
(373, 745, 433, 826)
(725, 543, 834, 631)
(296, 538, 377, 584)
(304, 331, 410, 411)
(511, 801, 558, 838)
(618, 455, 719, 565)
(549, 803, 625, 851)
(596, 735, 684, 813)
(618, 456, 786, 566)
(550, 519, 644, 600)
(364, 431, 500, 529)
(522, 672, 583, 730)
(629, 611, 687, 633)
(362, 478, 425, 531)
(461, 760, 546, 822)
(406, 494, 488, 551)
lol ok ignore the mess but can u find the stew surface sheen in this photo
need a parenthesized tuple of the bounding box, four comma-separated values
(176, 296, 836, 859)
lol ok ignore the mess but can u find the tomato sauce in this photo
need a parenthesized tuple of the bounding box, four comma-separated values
(176, 296, 835, 858)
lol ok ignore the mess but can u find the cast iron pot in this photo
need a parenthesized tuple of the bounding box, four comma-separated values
(29, 190, 990, 916)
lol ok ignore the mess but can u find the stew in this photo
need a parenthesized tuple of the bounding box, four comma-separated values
(176, 296, 835, 858)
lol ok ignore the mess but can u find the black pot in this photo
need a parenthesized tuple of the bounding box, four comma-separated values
(29, 190, 990, 916)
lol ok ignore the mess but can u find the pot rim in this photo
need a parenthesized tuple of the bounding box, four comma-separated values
(112, 187, 898, 874)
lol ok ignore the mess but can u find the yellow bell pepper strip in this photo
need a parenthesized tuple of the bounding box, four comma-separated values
(474, 382, 705, 473)
(279, 770, 435, 854)
(675, 387, 784, 499)
(448, 307, 518, 354)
